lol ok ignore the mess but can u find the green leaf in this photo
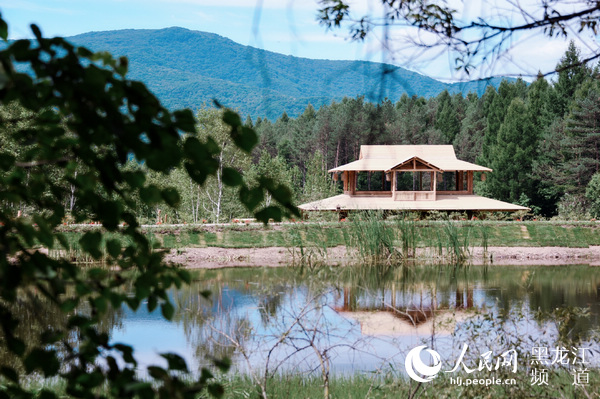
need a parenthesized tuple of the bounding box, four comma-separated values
(173, 109, 196, 133)
(239, 185, 263, 212)
(38, 391, 58, 399)
(160, 353, 188, 372)
(79, 231, 103, 259)
(7, 337, 25, 356)
(92, 296, 108, 314)
(161, 187, 180, 207)
(99, 200, 121, 230)
(123, 170, 146, 188)
(255, 206, 283, 223)
(24, 349, 60, 376)
(222, 167, 243, 186)
(114, 344, 136, 365)
(68, 315, 92, 329)
(106, 239, 121, 258)
(161, 302, 175, 320)
(123, 382, 153, 393)
(200, 290, 212, 300)
(212, 356, 231, 373)
(0, 366, 18, 383)
(207, 383, 225, 398)
(60, 298, 78, 312)
(231, 126, 258, 153)
(147, 366, 168, 380)
(30, 24, 42, 41)
(177, 269, 191, 284)
(147, 295, 157, 312)
(222, 109, 241, 128)
(139, 185, 162, 206)
(0, 153, 15, 171)
(0, 16, 7, 41)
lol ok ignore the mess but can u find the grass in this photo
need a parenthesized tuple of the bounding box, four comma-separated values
(14, 369, 600, 399)
(48, 220, 600, 264)
(215, 368, 600, 399)
(344, 212, 397, 264)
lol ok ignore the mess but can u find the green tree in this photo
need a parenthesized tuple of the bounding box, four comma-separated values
(246, 150, 300, 209)
(550, 41, 592, 117)
(195, 108, 252, 223)
(527, 73, 553, 131)
(0, 16, 297, 399)
(453, 92, 486, 163)
(434, 90, 461, 143)
(585, 173, 600, 217)
(487, 98, 538, 203)
(302, 151, 338, 203)
(479, 80, 522, 168)
(562, 86, 600, 195)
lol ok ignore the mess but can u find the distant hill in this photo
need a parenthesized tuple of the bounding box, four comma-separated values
(67, 27, 511, 120)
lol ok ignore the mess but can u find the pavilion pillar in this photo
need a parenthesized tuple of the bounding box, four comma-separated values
(467, 171, 473, 194)
(433, 171, 437, 200)
(392, 171, 397, 199)
(456, 171, 464, 191)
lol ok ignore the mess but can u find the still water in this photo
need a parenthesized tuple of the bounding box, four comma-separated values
(108, 264, 600, 376)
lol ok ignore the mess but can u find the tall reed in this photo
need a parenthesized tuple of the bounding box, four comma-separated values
(480, 224, 490, 258)
(345, 211, 397, 264)
(443, 220, 471, 264)
(49, 233, 105, 263)
(396, 214, 417, 259)
(286, 224, 328, 269)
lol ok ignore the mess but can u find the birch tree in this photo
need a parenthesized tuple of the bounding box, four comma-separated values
(196, 108, 251, 223)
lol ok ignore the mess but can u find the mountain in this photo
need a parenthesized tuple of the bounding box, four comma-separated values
(67, 27, 510, 120)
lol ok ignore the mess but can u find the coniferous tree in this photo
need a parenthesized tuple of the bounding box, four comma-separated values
(435, 90, 461, 143)
(562, 86, 600, 195)
(487, 98, 538, 203)
(550, 41, 591, 117)
(454, 92, 486, 163)
(302, 151, 338, 203)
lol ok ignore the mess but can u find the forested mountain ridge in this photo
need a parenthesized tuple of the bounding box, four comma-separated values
(67, 27, 510, 119)
(2, 30, 600, 222)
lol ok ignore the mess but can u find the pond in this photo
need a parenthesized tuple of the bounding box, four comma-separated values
(107, 264, 600, 377)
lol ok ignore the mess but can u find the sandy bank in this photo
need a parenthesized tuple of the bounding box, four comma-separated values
(165, 245, 600, 269)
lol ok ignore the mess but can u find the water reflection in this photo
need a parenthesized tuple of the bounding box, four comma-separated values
(12, 264, 598, 376)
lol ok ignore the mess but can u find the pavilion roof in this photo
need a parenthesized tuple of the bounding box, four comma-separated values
(328, 145, 492, 172)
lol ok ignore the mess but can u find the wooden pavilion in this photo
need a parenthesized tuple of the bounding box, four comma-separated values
(299, 145, 528, 215)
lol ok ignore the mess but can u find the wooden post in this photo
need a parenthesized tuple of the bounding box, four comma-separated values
(467, 171, 473, 194)
(433, 171, 437, 200)
(456, 171, 464, 191)
(455, 171, 459, 191)
(392, 171, 397, 199)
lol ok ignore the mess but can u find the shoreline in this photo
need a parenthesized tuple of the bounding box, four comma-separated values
(164, 245, 600, 269)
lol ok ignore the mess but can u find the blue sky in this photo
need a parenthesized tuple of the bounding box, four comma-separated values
(2, 1, 597, 81)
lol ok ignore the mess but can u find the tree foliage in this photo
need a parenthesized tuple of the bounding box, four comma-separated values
(0, 15, 297, 399)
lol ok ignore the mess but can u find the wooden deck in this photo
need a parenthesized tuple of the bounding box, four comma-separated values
(299, 194, 529, 212)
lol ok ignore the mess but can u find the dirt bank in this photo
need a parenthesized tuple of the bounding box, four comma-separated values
(165, 245, 600, 269)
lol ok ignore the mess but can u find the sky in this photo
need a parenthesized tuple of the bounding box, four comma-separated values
(2, 0, 599, 82)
